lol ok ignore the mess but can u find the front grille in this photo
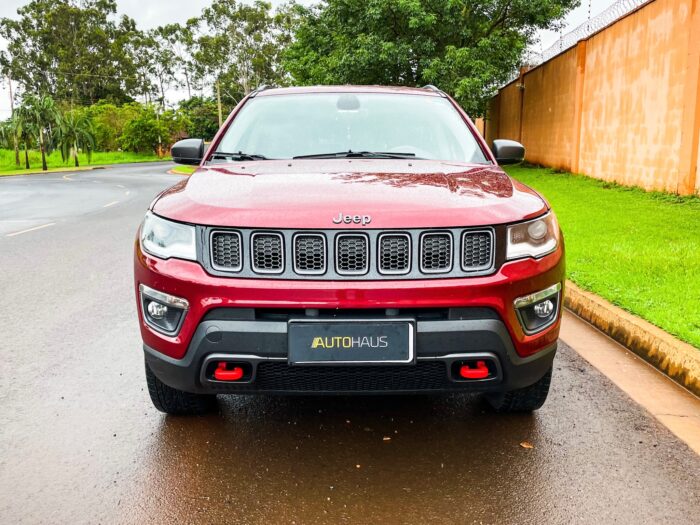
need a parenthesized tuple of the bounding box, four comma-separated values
(336, 234, 369, 275)
(378, 233, 411, 274)
(205, 227, 496, 279)
(211, 231, 242, 271)
(462, 231, 494, 271)
(294, 234, 326, 274)
(251, 233, 284, 273)
(253, 361, 456, 392)
(420, 233, 452, 273)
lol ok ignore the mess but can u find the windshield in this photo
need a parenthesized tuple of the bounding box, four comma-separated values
(214, 93, 489, 163)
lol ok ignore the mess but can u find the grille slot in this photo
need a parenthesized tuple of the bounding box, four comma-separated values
(251, 233, 284, 273)
(293, 234, 326, 275)
(378, 233, 411, 274)
(210, 231, 242, 271)
(420, 232, 453, 273)
(336, 234, 369, 275)
(462, 231, 494, 271)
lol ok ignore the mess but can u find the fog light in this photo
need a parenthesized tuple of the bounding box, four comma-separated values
(139, 284, 189, 336)
(533, 300, 554, 318)
(147, 301, 168, 319)
(514, 283, 561, 335)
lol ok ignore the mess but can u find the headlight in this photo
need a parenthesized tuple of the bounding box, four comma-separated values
(140, 211, 196, 261)
(507, 212, 560, 260)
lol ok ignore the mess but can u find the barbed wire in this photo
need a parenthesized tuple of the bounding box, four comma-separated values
(504, 0, 651, 85)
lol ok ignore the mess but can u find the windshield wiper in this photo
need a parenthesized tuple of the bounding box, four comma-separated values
(210, 151, 268, 161)
(293, 150, 419, 160)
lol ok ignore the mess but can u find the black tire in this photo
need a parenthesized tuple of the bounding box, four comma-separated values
(485, 367, 552, 413)
(145, 362, 217, 415)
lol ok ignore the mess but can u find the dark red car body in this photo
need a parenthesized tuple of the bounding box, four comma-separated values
(135, 86, 564, 413)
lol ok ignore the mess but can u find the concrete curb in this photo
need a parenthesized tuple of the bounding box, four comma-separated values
(564, 280, 700, 397)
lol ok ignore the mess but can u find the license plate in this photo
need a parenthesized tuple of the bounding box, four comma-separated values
(288, 319, 415, 365)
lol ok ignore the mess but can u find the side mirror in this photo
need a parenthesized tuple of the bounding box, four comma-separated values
(171, 138, 204, 165)
(491, 139, 525, 165)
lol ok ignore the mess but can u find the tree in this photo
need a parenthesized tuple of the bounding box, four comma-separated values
(17, 94, 60, 171)
(189, 0, 295, 124)
(14, 105, 36, 169)
(86, 101, 141, 151)
(156, 23, 198, 100)
(0, 0, 142, 105)
(119, 105, 190, 155)
(179, 96, 221, 140)
(284, 0, 579, 116)
(54, 109, 96, 167)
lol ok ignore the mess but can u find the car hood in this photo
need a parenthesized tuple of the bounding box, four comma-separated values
(153, 159, 547, 229)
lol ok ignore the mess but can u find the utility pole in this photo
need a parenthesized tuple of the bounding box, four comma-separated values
(7, 76, 19, 167)
(216, 79, 223, 127)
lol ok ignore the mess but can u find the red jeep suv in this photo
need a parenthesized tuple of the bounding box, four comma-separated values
(135, 85, 564, 415)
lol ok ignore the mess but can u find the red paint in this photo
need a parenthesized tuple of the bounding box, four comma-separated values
(153, 161, 547, 229)
(136, 86, 565, 366)
(134, 240, 564, 361)
(213, 363, 244, 381)
(459, 361, 490, 379)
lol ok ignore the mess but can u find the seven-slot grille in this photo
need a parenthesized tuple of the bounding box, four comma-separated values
(462, 231, 493, 271)
(208, 228, 496, 279)
(251, 233, 284, 273)
(336, 234, 369, 275)
(420, 232, 453, 273)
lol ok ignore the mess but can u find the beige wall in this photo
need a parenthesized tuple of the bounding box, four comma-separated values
(487, 0, 700, 195)
(521, 46, 579, 171)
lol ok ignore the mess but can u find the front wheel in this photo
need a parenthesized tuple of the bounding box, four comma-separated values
(145, 361, 217, 415)
(484, 367, 552, 413)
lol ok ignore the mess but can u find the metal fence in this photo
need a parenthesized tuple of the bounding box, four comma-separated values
(505, 0, 651, 84)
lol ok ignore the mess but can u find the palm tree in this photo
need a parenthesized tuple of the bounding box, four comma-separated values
(18, 94, 60, 171)
(54, 110, 96, 167)
(14, 105, 35, 170)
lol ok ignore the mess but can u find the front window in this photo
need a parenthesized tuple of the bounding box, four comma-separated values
(214, 92, 489, 163)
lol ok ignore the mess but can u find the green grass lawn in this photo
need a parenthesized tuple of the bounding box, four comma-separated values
(506, 165, 700, 348)
(169, 165, 197, 175)
(0, 148, 168, 175)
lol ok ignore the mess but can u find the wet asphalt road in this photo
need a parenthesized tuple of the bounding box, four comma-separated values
(0, 163, 698, 524)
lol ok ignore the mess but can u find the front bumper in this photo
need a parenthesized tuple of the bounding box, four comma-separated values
(144, 309, 557, 394)
(135, 241, 564, 394)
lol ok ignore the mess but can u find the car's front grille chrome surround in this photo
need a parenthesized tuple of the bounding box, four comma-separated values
(251, 232, 284, 274)
(462, 230, 494, 272)
(420, 232, 453, 273)
(378, 233, 411, 275)
(335, 234, 369, 275)
(293, 233, 326, 275)
(210, 230, 243, 272)
(203, 227, 497, 280)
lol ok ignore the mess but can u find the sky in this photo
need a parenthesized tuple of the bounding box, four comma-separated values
(0, 0, 617, 119)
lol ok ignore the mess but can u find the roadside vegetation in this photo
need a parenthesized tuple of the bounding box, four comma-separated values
(507, 165, 700, 349)
(0, 0, 577, 173)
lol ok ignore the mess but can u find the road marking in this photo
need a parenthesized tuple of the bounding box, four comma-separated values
(103, 201, 119, 208)
(125, 191, 130, 196)
(6, 222, 55, 237)
(62, 175, 73, 181)
(116, 184, 126, 189)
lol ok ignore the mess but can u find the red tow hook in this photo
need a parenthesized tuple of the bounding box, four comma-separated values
(459, 361, 490, 380)
(214, 362, 244, 381)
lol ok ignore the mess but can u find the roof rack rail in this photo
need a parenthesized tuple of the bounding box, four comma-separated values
(249, 84, 275, 97)
(421, 84, 446, 96)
